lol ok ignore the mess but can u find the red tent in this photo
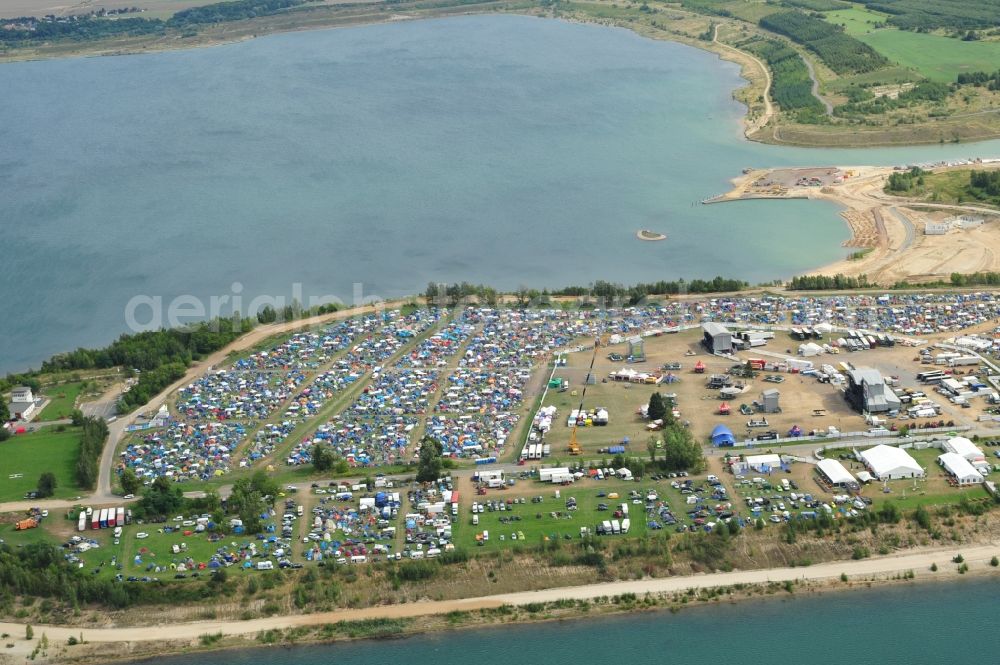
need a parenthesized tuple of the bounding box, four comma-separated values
(718, 402, 731, 415)
(694, 360, 706, 374)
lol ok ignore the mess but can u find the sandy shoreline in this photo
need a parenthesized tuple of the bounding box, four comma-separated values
(709, 163, 1000, 284)
(3, 541, 997, 662)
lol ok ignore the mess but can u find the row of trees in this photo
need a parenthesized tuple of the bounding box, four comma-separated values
(760, 10, 889, 74)
(75, 415, 110, 490)
(950, 271, 1000, 287)
(787, 274, 872, 290)
(42, 318, 251, 373)
(424, 277, 750, 308)
(1, 0, 317, 45)
(957, 70, 1000, 91)
(0, 16, 163, 44)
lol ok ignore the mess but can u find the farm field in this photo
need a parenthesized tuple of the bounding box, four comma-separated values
(822, 10, 1000, 83)
(0, 427, 82, 502)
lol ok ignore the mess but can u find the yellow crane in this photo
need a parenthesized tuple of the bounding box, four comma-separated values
(568, 338, 600, 455)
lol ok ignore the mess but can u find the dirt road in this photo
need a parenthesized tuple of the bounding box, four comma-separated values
(2, 542, 996, 656)
(713, 24, 773, 136)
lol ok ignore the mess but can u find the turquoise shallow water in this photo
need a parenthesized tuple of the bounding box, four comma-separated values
(2, 15, 1000, 372)
(130, 578, 1000, 665)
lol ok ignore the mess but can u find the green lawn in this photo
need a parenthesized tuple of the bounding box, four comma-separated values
(37, 381, 85, 421)
(0, 427, 83, 501)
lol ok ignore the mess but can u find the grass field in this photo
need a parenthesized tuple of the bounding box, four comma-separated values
(463, 478, 650, 551)
(0, 427, 82, 502)
(824, 8, 1000, 82)
(37, 381, 84, 421)
(825, 6, 889, 36)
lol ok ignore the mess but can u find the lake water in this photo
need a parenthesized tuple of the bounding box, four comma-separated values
(3, 15, 1000, 373)
(131, 578, 999, 665)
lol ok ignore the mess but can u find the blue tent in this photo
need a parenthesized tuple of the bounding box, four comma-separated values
(710, 424, 735, 447)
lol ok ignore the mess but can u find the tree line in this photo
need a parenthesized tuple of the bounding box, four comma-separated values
(760, 10, 889, 75)
(788, 274, 872, 290)
(0, 0, 316, 45)
(957, 70, 1000, 91)
(424, 277, 750, 308)
(858, 0, 1000, 31)
(74, 414, 110, 490)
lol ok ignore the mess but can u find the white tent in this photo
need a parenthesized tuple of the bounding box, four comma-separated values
(943, 437, 985, 463)
(817, 459, 856, 487)
(813, 322, 834, 334)
(798, 342, 825, 357)
(860, 445, 924, 480)
(745, 454, 782, 472)
(938, 452, 984, 485)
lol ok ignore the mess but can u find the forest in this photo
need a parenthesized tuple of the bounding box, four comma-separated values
(760, 10, 889, 74)
(857, 0, 1000, 31)
(743, 39, 825, 116)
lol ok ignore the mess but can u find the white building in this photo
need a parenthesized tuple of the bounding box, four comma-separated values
(816, 458, 857, 488)
(937, 452, 984, 486)
(859, 445, 924, 480)
(7, 386, 36, 420)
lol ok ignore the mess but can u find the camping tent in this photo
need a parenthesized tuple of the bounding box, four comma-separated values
(710, 424, 735, 447)
(718, 402, 731, 415)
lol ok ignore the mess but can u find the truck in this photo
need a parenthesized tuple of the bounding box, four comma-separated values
(15, 518, 38, 530)
(99, 508, 109, 529)
(117, 507, 125, 527)
(107, 507, 116, 528)
(77, 512, 87, 532)
(949, 356, 979, 367)
(91, 510, 99, 530)
(621, 518, 631, 534)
